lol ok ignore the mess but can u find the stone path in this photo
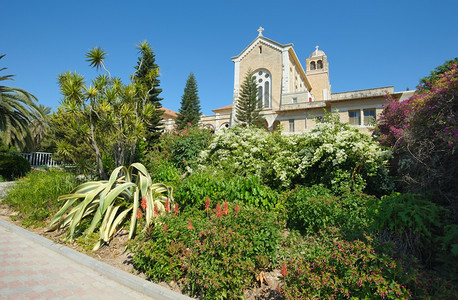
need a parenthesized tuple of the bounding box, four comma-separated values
(0, 221, 151, 299)
(0, 182, 191, 300)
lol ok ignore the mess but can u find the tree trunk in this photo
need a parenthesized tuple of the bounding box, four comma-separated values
(89, 106, 107, 179)
(128, 142, 136, 165)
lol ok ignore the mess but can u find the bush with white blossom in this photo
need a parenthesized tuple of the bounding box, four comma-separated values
(199, 114, 392, 194)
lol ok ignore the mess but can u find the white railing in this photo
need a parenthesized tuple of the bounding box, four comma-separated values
(16, 152, 62, 167)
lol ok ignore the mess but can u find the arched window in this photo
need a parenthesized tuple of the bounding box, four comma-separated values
(310, 61, 316, 70)
(317, 60, 323, 69)
(252, 69, 272, 109)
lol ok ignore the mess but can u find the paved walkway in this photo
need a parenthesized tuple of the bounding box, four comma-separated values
(0, 219, 191, 300)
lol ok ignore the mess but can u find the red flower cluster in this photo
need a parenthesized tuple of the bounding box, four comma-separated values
(165, 198, 170, 212)
(187, 219, 194, 230)
(141, 197, 147, 210)
(281, 263, 288, 277)
(234, 204, 240, 214)
(222, 201, 229, 215)
(136, 208, 142, 219)
(205, 196, 210, 211)
(215, 203, 222, 219)
(174, 203, 180, 216)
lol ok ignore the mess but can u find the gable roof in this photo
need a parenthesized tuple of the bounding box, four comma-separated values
(232, 35, 293, 62)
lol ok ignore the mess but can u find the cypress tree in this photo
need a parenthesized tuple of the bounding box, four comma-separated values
(134, 42, 164, 143)
(176, 73, 201, 129)
(236, 70, 262, 126)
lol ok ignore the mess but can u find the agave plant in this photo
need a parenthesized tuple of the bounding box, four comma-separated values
(48, 163, 173, 250)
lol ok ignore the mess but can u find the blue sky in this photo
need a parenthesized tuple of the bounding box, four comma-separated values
(2, 0, 457, 115)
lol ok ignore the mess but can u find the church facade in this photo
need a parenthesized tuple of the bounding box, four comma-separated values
(166, 28, 413, 133)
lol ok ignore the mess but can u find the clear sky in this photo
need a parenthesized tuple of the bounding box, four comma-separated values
(2, 0, 457, 116)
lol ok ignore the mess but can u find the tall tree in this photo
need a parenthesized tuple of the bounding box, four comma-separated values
(176, 73, 201, 129)
(55, 44, 156, 179)
(133, 41, 164, 143)
(236, 70, 262, 126)
(0, 54, 42, 150)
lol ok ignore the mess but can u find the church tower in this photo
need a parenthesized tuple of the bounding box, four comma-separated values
(305, 46, 331, 101)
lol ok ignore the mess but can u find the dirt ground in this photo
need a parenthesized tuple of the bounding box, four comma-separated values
(0, 181, 283, 299)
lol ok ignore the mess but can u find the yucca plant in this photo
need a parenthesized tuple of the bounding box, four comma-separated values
(47, 163, 173, 250)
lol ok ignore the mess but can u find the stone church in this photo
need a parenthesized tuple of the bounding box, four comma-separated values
(164, 28, 413, 133)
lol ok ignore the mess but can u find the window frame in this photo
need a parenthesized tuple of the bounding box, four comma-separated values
(289, 119, 295, 132)
(348, 110, 361, 126)
(363, 109, 376, 126)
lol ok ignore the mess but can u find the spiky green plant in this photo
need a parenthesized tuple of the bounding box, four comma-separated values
(48, 163, 173, 250)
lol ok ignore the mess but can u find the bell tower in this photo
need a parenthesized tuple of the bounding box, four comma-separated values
(305, 46, 331, 101)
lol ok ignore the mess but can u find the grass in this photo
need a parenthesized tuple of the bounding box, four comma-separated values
(3, 169, 80, 227)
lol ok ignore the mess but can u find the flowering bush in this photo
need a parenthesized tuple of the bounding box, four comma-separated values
(279, 227, 411, 299)
(130, 203, 281, 299)
(200, 115, 392, 194)
(375, 62, 458, 214)
(295, 114, 393, 194)
(199, 126, 297, 189)
(280, 227, 458, 299)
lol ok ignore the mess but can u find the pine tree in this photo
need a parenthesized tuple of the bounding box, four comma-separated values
(176, 73, 201, 129)
(134, 42, 164, 143)
(236, 70, 262, 126)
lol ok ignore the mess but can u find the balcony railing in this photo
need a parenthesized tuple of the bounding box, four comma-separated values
(15, 152, 64, 167)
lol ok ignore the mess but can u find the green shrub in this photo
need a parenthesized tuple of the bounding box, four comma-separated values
(131, 203, 281, 299)
(3, 169, 79, 227)
(143, 150, 181, 185)
(285, 185, 372, 236)
(174, 170, 279, 210)
(369, 193, 444, 259)
(158, 125, 213, 171)
(434, 224, 458, 283)
(0, 153, 31, 180)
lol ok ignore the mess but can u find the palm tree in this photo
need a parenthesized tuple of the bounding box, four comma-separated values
(28, 104, 52, 151)
(0, 54, 41, 150)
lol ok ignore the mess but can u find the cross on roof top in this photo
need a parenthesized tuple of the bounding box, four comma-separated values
(315, 45, 319, 54)
(257, 26, 264, 36)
